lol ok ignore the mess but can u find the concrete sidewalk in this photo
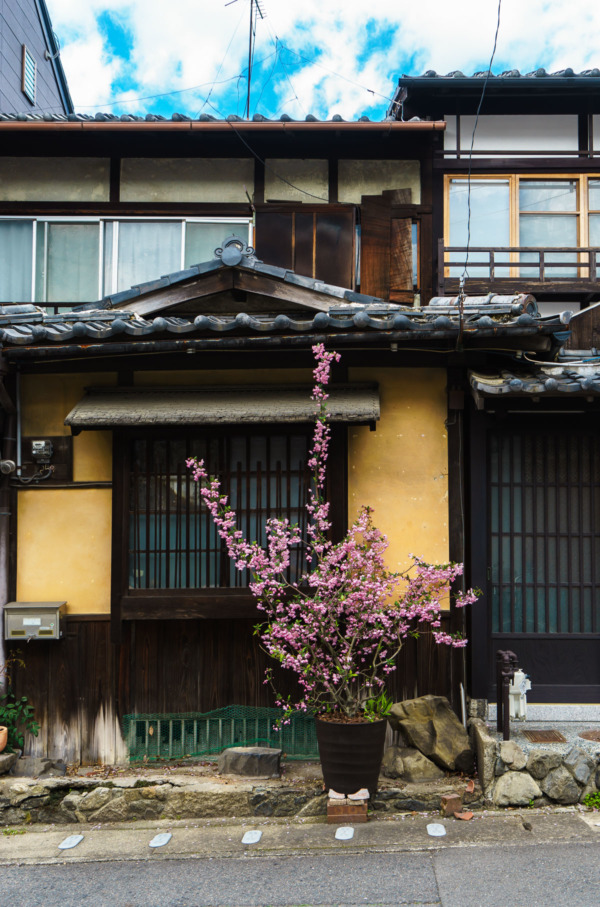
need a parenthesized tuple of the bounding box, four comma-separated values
(1, 807, 599, 867)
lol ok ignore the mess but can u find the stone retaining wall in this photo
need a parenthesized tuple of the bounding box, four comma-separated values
(470, 718, 600, 807)
(0, 774, 482, 826)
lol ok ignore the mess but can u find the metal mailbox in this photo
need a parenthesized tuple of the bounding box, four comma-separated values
(4, 601, 67, 640)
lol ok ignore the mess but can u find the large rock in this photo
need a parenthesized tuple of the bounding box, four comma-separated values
(469, 718, 496, 793)
(0, 752, 19, 775)
(526, 750, 562, 780)
(218, 746, 281, 778)
(499, 741, 527, 771)
(540, 766, 581, 805)
(380, 745, 444, 781)
(389, 695, 474, 773)
(563, 747, 596, 786)
(492, 772, 541, 807)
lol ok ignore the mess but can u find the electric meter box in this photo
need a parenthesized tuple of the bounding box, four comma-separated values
(4, 601, 66, 640)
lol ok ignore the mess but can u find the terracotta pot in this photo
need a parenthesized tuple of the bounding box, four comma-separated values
(315, 717, 387, 797)
(0, 726, 7, 753)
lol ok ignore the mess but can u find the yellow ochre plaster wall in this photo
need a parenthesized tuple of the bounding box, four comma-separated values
(17, 374, 116, 613)
(17, 489, 112, 614)
(16, 367, 448, 613)
(348, 367, 449, 585)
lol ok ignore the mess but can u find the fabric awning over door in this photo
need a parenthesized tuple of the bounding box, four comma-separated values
(64, 384, 380, 431)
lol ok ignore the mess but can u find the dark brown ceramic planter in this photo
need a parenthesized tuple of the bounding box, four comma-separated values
(315, 717, 387, 797)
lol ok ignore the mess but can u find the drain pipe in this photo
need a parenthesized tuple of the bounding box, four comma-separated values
(0, 354, 16, 689)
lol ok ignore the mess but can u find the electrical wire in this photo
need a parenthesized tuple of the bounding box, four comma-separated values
(198, 2, 248, 117)
(461, 0, 503, 284)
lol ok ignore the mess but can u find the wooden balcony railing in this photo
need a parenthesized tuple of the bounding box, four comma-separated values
(438, 241, 600, 296)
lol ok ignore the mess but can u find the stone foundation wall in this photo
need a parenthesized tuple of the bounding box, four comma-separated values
(470, 719, 600, 807)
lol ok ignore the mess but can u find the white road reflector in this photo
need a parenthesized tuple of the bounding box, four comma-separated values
(58, 834, 84, 850)
(427, 823, 447, 837)
(149, 832, 172, 848)
(335, 826, 354, 841)
(242, 830, 262, 845)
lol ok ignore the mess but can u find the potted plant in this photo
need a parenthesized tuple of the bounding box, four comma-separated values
(0, 653, 40, 754)
(187, 345, 478, 795)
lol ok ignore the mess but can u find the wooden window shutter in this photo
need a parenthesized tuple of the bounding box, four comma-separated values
(360, 189, 414, 301)
(255, 208, 355, 288)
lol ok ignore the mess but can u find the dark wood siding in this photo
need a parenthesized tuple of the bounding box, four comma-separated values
(9, 613, 455, 764)
(254, 207, 355, 288)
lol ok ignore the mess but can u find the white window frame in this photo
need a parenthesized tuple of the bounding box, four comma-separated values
(0, 216, 252, 304)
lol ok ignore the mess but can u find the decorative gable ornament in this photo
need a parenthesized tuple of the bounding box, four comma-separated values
(215, 235, 258, 267)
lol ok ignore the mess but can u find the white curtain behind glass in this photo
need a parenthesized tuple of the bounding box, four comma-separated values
(0, 221, 33, 302)
(185, 223, 249, 267)
(46, 224, 100, 303)
(117, 222, 181, 291)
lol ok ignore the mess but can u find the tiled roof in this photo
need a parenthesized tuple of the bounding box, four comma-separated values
(405, 68, 600, 80)
(470, 366, 600, 398)
(75, 234, 386, 312)
(0, 111, 407, 124)
(0, 305, 570, 349)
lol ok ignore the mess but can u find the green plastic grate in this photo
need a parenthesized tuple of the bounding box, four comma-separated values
(122, 705, 318, 762)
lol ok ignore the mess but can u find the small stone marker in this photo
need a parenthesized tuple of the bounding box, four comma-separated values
(58, 834, 84, 850)
(426, 823, 446, 837)
(241, 830, 262, 845)
(335, 826, 354, 841)
(149, 832, 172, 848)
(218, 746, 281, 778)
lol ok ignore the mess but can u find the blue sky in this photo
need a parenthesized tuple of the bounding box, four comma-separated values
(45, 0, 600, 120)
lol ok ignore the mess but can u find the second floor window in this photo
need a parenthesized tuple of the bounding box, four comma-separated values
(446, 175, 600, 280)
(0, 217, 251, 306)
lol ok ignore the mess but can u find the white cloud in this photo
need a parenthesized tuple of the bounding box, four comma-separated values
(46, 0, 600, 118)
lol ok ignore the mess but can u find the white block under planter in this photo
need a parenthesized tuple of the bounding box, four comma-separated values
(218, 746, 282, 778)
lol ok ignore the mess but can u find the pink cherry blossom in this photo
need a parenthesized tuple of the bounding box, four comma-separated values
(187, 344, 479, 720)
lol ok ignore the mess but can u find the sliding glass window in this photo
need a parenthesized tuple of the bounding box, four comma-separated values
(0, 217, 251, 305)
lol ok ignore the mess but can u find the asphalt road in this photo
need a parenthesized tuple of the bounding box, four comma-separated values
(1, 843, 600, 907)
(1, 811, 599, 907)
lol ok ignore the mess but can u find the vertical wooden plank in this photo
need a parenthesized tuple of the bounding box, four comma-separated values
(390, 217, 413, 300)
(111, 431, 128, 644)
(360, 194, 391, 298)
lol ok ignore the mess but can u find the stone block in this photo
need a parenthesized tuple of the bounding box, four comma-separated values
(526, 750, 562, 780)
(563, 747, 596, 786)
(389, 695, 474, 772)
(0, 752, 19, 775)
(492, 772, 541, 807)
(78, 787, 113, 813)
(218, 746, 281, 778)
(540, 766, 581, 805)
(499, 741, 527, 771)
(469, 719, 497, 792)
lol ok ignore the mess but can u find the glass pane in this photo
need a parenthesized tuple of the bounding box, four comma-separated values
(588, 179, 600, 210)
(519, 215, 577, 277)
(448, 179, 510, 277)
(185, 221, 250, 267)
(46, 223, 100, 303)
(0, 220, 33, 302)
(117, 222, 181, 291)
(519, 180, 577, 212)
(589, 214, 600, 246)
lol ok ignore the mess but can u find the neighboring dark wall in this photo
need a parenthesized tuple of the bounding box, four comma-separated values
(0, 0, 71, 114)
(9, 614, 455, 764)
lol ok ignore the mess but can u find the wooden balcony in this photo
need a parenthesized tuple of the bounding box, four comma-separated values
(437, 241, 600, 298)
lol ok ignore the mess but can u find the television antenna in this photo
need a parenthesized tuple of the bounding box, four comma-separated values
(225, 0, 266, 119)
